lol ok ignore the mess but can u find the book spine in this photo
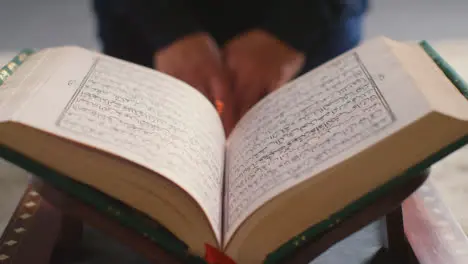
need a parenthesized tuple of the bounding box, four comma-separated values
(419, 40, 468, 99)
(0, 49, 34, 86)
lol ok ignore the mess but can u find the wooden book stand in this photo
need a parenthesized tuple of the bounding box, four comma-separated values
(3, 169, 465, 264)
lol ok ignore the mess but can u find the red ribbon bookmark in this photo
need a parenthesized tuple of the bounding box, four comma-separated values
(204, 244, 236, 264)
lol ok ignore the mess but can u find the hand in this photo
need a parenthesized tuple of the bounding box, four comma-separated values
(154, 32, 236, 135)
(223, 29, 305, 119)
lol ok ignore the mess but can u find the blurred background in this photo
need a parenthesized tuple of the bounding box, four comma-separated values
(0, 0, 468, 51)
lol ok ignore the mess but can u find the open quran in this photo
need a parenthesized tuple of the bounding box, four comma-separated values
(1, 36, 468, 264)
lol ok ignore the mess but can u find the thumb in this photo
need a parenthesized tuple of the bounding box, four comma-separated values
(209, 73, 237, 136)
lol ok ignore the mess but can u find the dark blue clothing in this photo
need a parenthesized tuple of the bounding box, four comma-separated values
(92, 0, 368, 73)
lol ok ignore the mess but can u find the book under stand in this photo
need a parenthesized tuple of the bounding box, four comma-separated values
(0, 170, 436, 264)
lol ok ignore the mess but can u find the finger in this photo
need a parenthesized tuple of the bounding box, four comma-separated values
(194, 81, 215, 103)
(209, 73, 237, 136)
(267, 75, 283, 93)
(234, 76, 266, 120)
(225, 56, 264, 121)
(172, 71, 214, 102)
(236, 83, 265, 118)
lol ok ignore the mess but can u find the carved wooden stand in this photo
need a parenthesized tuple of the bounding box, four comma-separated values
(3, 170, 461, 264)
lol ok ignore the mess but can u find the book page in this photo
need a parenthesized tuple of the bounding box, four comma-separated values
(223, 39, 431, 242)
(12, 47, 226, 241)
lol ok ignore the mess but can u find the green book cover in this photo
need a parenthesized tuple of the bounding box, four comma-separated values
(1, 41, 468, 264)
(0, 49, 34, 86)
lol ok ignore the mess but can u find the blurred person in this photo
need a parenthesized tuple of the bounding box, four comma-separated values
(92, 0, 369, 134)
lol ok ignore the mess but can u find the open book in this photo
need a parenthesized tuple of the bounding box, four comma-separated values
(1, 36, 468, 264)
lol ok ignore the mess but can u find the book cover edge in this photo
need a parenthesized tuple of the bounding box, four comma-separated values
(0, 145, 207, 263)
(419, 40, 468, 98)
(0, 49, 34, 85)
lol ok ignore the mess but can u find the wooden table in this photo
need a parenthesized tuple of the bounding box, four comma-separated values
(1, 171, 463, 264)
(0, 170, 430, 264)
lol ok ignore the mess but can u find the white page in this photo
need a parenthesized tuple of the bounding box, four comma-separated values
(223, 39, 431, 242)
(12, 47, 226, 242)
